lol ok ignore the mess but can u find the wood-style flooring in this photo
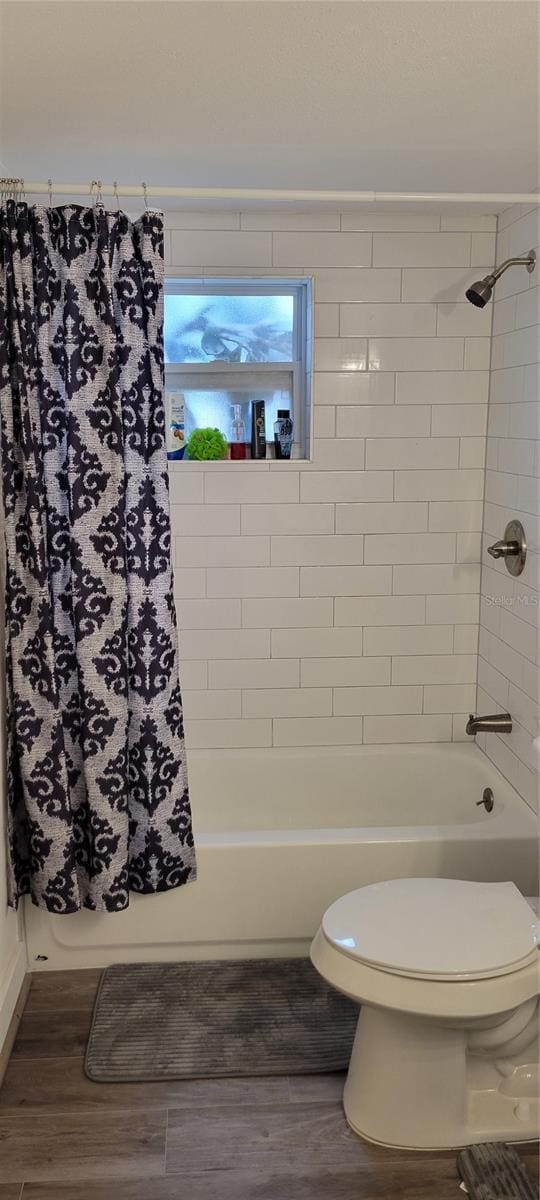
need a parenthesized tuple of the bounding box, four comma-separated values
(0, 969, 537, 1198)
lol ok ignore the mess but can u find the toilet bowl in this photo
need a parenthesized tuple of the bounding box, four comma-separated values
(311, 878, 540, 1150)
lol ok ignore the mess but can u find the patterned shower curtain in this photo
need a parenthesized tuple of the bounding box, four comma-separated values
(0, 201, 196, 913)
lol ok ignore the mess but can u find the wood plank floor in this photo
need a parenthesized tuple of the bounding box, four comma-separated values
(0, 969, 537, 1198)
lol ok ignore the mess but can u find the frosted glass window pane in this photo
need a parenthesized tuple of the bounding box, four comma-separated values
(165, 294, 294, 363)
(167, 371, 293, 444)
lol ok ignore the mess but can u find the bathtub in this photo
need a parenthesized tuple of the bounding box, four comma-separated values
(25, 743, 538, 970)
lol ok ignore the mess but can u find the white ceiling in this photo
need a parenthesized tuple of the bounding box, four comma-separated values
(0, 0, 538, 198)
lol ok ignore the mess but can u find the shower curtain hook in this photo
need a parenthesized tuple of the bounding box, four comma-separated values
(48, 179, 53, 208)
(113, 181, 120, 211)
(142, 181, 149, 210)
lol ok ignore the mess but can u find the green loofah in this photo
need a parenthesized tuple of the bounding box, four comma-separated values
(186, 428, 228, 461)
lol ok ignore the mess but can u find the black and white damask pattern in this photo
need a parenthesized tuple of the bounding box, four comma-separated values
(0, 201, 196, 913)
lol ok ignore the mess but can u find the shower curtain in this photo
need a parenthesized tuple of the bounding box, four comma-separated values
(0, 200, 196, 913)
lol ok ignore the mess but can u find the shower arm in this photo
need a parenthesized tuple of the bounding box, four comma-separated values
(490, 253, 536, 283)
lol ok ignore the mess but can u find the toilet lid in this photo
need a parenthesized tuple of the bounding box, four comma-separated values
(322, 879, 540, 981)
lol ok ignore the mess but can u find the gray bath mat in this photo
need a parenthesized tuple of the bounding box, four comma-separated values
(85, 959, 358, 1082)
(458, 1143, 539, 1199)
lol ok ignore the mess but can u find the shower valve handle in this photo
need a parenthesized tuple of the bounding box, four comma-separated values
(487, 539, 520, 560)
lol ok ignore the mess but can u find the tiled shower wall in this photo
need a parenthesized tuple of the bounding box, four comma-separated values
(476, 203, 540, 811)
(166, 210, 496, 750)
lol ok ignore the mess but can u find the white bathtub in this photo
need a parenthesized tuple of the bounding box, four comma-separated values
(25, 744, 538, 970)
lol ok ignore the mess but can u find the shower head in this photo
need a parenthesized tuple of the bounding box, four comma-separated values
(465, 250, 536, 307)
(466, 275, 496, 308)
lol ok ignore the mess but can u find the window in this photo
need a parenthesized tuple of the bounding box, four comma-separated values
(164, 278, 312, 459)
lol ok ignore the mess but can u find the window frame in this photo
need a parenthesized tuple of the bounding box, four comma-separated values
(164, 276, 312, 459)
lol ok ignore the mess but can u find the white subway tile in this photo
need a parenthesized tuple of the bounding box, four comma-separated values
(273, 232, 372, 268)
(365, 438, 459, 470)
(205, 473, 299, 504)
(431, 407, 488, 442)
(183, 690, 242, 720)
(243, 688, 332, 718)
(165, 211, 240, 230)
(168, 471, 204, 503)
(506, 208, 540, 257)
(395, 470, 484, 501)
(313, 372, 395, 405)
(429, 501, 484, 532)
(395, 371, 488, 405)
(457, 531, 482, 563)
(336, 405, 430, 439)
(314, 338, 368, 371)
(499, 608, 538, 661)
(315, 304, 340, 336)
(312, 268, 400, 303)
(271, 534, 364, 567)
(366, 532, 456, 565)
(392, 655, 477, 684)
(272, 627, 364, 658)
(336, 501, 427, 534)
(179, 660, 208, 690)
(440, 215, 496, 232)
(180, 628, 269, 661)
(333, 685, 423, 716)
(313, 407, 336, 439)
(402, 268, 487, 303)
(241, 503, 334, 535)
(335, 595, 425, 626)
(459, 437, 486, 468)
(171, 230, 272, 267)
(470, 232, 497, 266)
(342, 213, 441, 232)
(172, 505, 241, 537)
(173, 568, 206, 598)
(363, 714, 452, 743)
(437, 303, 492, 337)
(273, 716, 364, 747)
(373, 233, 470, 267)
(241, 212, 340, 231)
(301, 657, 390, 687)
(176, 599, 241, 629)
(207, 566, 299, 598)
(242, 597, 333, 628)
(508, 683, 538, 738)
(340, 303, 436, 338)
(300, 471, 393, 503)
(453, 625, 478, 654)
(423, 685, 476, 713)
(464, 337, 491, 370)
(515, 286, 540, 330)
(509, 401, 539, 439)
(186, 718, 272, 749)
(364, 625, 453, 657)
(393, 564, 480, 594)
(209, 658, 299, 690)
(369, 338, 464, 372)
(300, 565, 392, 596)
(310, 439, 366, 470)
(176, 536, 269, 568)
(426, 594, 480, 625)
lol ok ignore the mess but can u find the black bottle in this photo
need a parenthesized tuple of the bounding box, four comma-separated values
(273, 409, 293, 460)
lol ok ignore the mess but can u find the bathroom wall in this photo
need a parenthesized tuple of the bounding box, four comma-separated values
(476, 203, 540, 812)
(166, 210, 496, 751)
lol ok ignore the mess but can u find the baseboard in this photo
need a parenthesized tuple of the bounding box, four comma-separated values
(0, 945, 29, 1086)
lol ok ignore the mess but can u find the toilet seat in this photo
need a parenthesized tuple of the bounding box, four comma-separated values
(322, 878, 540, 982)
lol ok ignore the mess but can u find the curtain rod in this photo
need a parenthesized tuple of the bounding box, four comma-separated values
(3, 180, 540, 206)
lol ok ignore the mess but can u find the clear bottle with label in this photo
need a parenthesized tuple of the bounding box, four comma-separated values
(166, 391, 185, 460)
(273, 409, 293, 460)
(230, 403, 247, 459)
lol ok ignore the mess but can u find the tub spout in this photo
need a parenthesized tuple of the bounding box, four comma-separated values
(466, 712, 512, 736)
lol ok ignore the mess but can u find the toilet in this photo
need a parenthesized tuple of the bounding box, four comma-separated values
(311, 878, 540, 1150)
